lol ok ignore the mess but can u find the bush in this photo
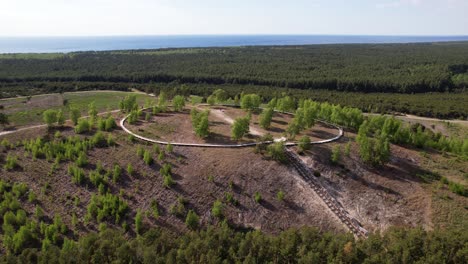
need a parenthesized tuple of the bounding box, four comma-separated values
(225, 192, 239, 206)
(143, 150, 152, 165)
(170, 197, 186, 217)
(166, 143, 173, 153)
(43, 109, 58, 128)
(277, 190, 285, 201)
(68, 165, 86, 184)
(254, 192, 262, 203)
(231, 116, 250, 140)
(158, 151, 165, 161)
(112, 165, 122, 183)
(259, 107, 274, 129)
(448, 181, 467, 197)
(163, 175, 175, 188)
(160, 163, 172, 177)
(70, 107, 81, 125)
(91, 131, 107, 148)
(75, 119, 91, 134)
(173, 95, 186, 112)
(191, 109, 210, 138)
(344, 141, 351, 156)
(87, 193, 128, 224)
(211, 200, 224, 218)
(150, 199, 159, 219)
(3, 154, 19, 170)
(75, 152, 88, 167)
(267, 142, 286, 162)
(331, 145, 341, 164)
(298, 136, 311, 152)
(185, 210, 199, 230)
(127, 164, 134, 176)
(137, 146, 144, 158)
(135, 210, 143, 235)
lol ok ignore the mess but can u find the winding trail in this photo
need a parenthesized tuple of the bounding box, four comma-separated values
(0, 109, 120, 137)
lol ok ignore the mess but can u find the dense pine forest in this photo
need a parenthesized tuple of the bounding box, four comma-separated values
(1, 42, 468, 118)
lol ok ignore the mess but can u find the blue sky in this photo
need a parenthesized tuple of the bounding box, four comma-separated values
(0, 0, 467, 36)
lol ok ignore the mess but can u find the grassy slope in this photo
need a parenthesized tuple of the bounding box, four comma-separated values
(0, 91, 153, 128)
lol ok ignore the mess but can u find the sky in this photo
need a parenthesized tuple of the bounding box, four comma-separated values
(0, 0, 467, 36)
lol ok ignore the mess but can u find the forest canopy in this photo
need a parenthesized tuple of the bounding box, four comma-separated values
(1, 42, 468, 94)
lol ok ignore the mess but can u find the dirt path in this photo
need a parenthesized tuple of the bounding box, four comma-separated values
(0, 109, 120, 137)
(0, 90, 147, 101)
(210, 109, 264, 136)
(365, 113, 468, 126)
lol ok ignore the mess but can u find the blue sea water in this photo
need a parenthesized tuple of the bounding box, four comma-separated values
(1, 35, 468, 54)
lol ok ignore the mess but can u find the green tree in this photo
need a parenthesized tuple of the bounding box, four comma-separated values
(88, 101, 97, 119)
(240, 94, 261, 110)
(191, 109, 210, 138)
(213, 89, 228, 103)
(135, 210, 143, 235)
(185, 210, 199, 230)
(43, 109, 58, 128)
(331, 145, 341, 164)
(127, 163, 134, 176)
(277, 190, 285, 201)
(267, 142, 286, 162)
(173, 95, 185, 112)
(344, 141, 351, 156)
(75, 119, 90, 134)
(57, 110, 65, 126)
(207, 95, 216, 106)
(0, 112, 9, 128)
(143, 150, 152, 165)
(298, 136, 311, 152)
(211, 200, 224, 218)
(254, 192, 262, 203)
(231, 116, 250, 140)
(259, 107, 274, 129)
(158, 91, 167, 111)
(69, 107, 81, 125)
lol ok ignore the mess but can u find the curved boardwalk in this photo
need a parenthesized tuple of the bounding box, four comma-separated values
(119, 105, 343, 148)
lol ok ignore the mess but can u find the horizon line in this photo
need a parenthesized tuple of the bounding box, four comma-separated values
(1, 34, 468, 38)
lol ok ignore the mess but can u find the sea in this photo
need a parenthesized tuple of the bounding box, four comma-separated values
(1, 35, 468, 54)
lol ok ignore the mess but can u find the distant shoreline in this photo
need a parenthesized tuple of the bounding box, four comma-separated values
(1, 35, 468, 54)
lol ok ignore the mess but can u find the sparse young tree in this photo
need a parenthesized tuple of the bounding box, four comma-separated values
(211, 200, 224, 218)
(173, 95, 185, 112)
(259, 107, 274, 129)
(158, 91, 167, 111)
(88, 101, 97, 119)
(135, 210, 143, 235)
(254, 192, 262, 203)
(57, 110, 65, 126)
(267, 142, 286, 162)
(70, 107, 81, 125)
(43, 109, 58, 128)
(298, 136, 311, 153)
(0, 113, 9, 128)
(331, 145, 341, 164)
(231, 116, 250, 140)
(191, 109, 210, 138)
(213, 89, 228, 103)
(240, 94, 261, 111)
(207, 95, 216, 106)
(185, 210, 199, 230)
(277, 190, 285, 201)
